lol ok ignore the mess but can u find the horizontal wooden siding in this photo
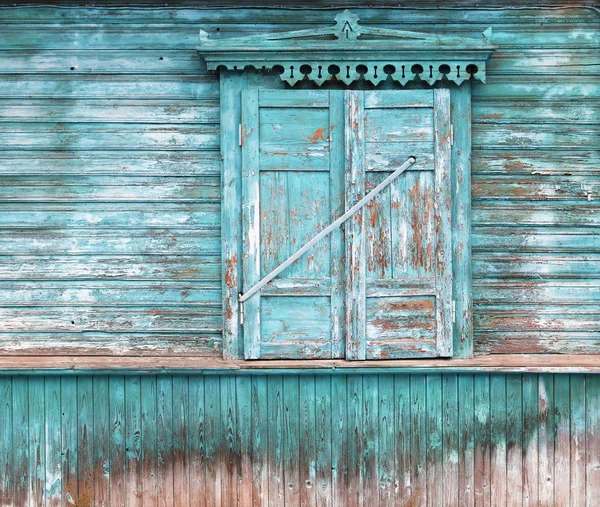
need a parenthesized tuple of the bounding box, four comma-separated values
(0, 6, 598, 355)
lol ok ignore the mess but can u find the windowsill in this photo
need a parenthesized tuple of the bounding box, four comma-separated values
(0, 354, 598, 374)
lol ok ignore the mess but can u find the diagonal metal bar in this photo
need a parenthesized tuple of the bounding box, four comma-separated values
(239, 156, 416, 303)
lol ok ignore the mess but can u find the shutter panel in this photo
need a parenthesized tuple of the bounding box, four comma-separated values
(241, 89, 345, 359)
(345, 89, 453, 359)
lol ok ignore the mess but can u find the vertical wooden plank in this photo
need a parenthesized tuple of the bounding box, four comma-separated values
(241, 87, 261, 360)
(489, 375, 507, 507)
(93, 376, 110, 507)
(221, 375, 237, 507)
(61, 377, 78, 506)
(188, 376, 206, 507)
(378, 374, 395, 507)
(458, 374, 475, 507)
(538, 374, 554, 507)
(0, 377, 13, 505)
(362, 375, 378, 507)
(236, 375, 253, 507)
(554, 374, 571, 507)
(506, 375, 523, 507)
(221, 72, 247, 360)
(571, 375, 586, 506)
(141, 376, 158, 507)
(45, 377, 62, 507)
(331, 375, 348, 507)
(283, 376, 301, 506)
(522, 374, 539, 507)
(474, 374, 491, 507)
(125, 376, 143, 507)
(329, 89, 346, 359)
(426, 374, 443, 507)
(77, 377, 94, 507)
(586, 375, 600, 507)
(173, 375, 190, 507)
(157, 375, 174, 507)
(109, 376, 126, 507)
(251, 376, 268, 506)
(267, 375, 284, 506)
(395, 375, 411, 505)
(442, 374, 459, 507)
(450, 83, 472, 358)
(345, 89, 366, 361)
(13, 377, 29, 507)
(29, 377, 45, 507)
(411, 374, 427, 507)
(347, 374, 363, 507)
(299, 375, 317, 507)
(433, 88, 453, 357)
(315, 375, 332, 507)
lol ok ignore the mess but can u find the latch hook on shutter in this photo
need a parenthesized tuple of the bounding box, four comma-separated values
(239, 156, 416, 303)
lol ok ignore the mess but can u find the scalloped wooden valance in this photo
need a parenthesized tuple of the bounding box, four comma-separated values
(198, 10, 497, 86)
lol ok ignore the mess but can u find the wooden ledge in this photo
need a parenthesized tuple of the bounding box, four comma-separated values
(0, 355, 599, 374)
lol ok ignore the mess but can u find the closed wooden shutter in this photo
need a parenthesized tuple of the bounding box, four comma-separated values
(241, 89, 345, 359)
(345, 89, 453, 359)
(241, 88, 453, 360)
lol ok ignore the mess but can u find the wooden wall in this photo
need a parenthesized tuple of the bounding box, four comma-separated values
(0, 5, 597, 357)
(0, 372, 598, 506)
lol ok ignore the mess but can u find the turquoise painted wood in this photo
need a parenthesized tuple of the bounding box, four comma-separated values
(0, 372, 598, 505)
(0, 5, 596, 357)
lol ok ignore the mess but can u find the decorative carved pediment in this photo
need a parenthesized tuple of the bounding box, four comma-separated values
(198, 10, 496, 86)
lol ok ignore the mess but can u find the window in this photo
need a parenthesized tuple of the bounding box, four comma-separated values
(199, 10, 495, 360)
(239, 88, 452, 360)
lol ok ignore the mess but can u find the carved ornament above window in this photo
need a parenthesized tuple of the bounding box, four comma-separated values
(198, 10, 497, 86)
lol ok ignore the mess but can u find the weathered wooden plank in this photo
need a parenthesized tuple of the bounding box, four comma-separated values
(46, 378, 63, 506)
(586, 375, 600, 507)
(571, 375, 586, 506)
(77, 377, 94, 505)
(554, 375, 571, 507)
(345, 90, 366, 361)
(251, 375, 268, 506)
(12, 377, 29, 507)
(426, 374, 443, 506)
(61, 377, 78, 506)
(156, 376, 174, 507)
(283, 376, 301, 506)
(489, 375, 507, 507)
(315, 375, 332, 507)
(125, 376, 143, 507)
(0, 152, 221, 177)
(411, 374, 427, 507)
(378, 375, 395, 507)
(109, 376, 126, 507)
(93, 376, 110, 507)
(140, 376, 159, 507)
(0, 377, 12, 505)
(458, 374, 475, 507)
(451, 84, 473, 358)
(538, 374, 555, 507)
(442, 374, 459, 506)
(29, 377, 45, 507)
(331, 375, 348, 507)
(474, 374, 491, 507)
(506, 375, 523, 506)
(362, 375, 378, 507)
(347, 374, 363, 507)
(236, 375, 253, 507)
(299, 375, 317, 507)
(172, 376, 190, 507)
(220, 375, 237, 507)
(522, 374, 538, 507)
(268, 375, 285, 506)
(188, 376, 205, 507)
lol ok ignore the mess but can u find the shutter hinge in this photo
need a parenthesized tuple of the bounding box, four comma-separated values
(450, 124, 454, 147)
(239, 299, 244, 325)
(239, 124, 242, 147)
(452, 300, 456, 324)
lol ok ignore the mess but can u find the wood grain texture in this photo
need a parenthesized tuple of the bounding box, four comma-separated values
(0, 372, 598, 505)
